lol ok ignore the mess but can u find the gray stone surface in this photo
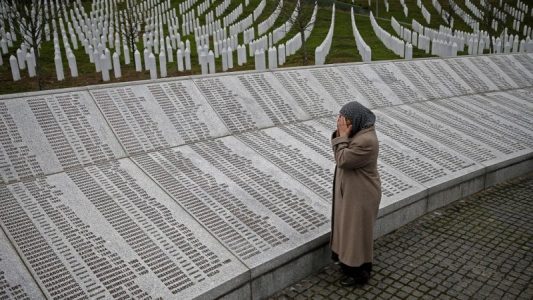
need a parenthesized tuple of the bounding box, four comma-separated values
(0, 229, 45, 299)
(89, 82, 229, 155)
(0, 159, 247, 299)
(132, 137, 330, 278)
(0, 91, 125, 183)
(0, 53, 531, 299)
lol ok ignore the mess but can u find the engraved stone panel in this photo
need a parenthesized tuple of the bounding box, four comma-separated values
(366, 63, 425, 103)
(0, 92, 124, 184)
(380, 103, 513, 165)
(374, 111, 483, 191)
(393, 60, 451, 99)
(487, 55, 533, 88)
(444, 58, 497, 92)
(0, 230, 45, 299)
(272, 69, 340, 117)
(132, 137, 330, 276)
(337, 64, 403, 107)
(512, 53, 533, 74)
(194, 73, 309, 133)
(463, 94, 533, 136)
(467, 56, 517, 90)
(0, 159, 246, 299)
(419, 59, 473, 96)
(90, 81, 229, 155)
(308, 67, 371, 108)
(437, 97, 533, 148)
(409, 100, 529, 156)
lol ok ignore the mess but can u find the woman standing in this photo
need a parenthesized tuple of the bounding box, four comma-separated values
(330, 101, 382, 287)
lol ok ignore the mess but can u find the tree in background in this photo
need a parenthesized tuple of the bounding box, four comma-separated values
(119, 0, 142, 60)
(2, 0, 70, 89)
(275, 0, 318, 65)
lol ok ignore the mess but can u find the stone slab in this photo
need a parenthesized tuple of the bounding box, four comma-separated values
(271, 69, 341, 118)
(466, 56, 518, 90)
(0, 91, 125, 184)
(391, 60, 454, 99)
(337, 64, 404, 108)
(0, 229, 45, 299)
(365, 62, 426, 104)
(193, 72, 310, 133)
(0, 159, 247, 299)
(488, 55, 533, 88)
(444, 57, 498, 93)
(471, 93, 533, 135)
(418, 59, 474, 96)
(374, 110, 484, 194)
(131, 136, 330, 278)
(89, 80, 229, 155)
(307, 67, 372, 108)
(407, 98, 532, 172)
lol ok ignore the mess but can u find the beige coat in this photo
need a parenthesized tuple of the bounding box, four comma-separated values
(330, 126, 381, 267)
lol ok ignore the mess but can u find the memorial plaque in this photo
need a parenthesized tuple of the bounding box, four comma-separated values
(309, 67, 370, 107)
(237, 128, 334, 199)
(0, 159, 246, 299)
(513, 53, 533, 73)
(444, 58, 497, 92)
(419, 59, 472, 96)
(437, 97, 533, 148)
(90, 82, 229, 155)
(0, 92, 124, 184)
(487, 55, 533, 88)
(393, 60, 450, 99)
(374, 111, 481, 190)
(380, 105, 499, 164)
(410, 100, 528, 156)
(0, 230, 45, 299)
(338, 64, 403, 107)
(194, 73, 309, 133)
(272, 69, 340, 117)
(467, 56, 517, 90)
(504, 88, 533, 106)
(132, 137, 329, 276)
(466, 94, 533, 135)
(365, 63, 425, 104)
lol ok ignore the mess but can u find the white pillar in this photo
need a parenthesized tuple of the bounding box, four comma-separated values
(200, 52, 208, 74)
(184, 47, 191, 70)
(159, 51, 167, 77)
(405, 43, 413, 60)
(93, 50, 101, 72)
(54, 54, 64, 81)
(134, 49, 142, 72)
(167, 45, 173, 62)
(101, 53, 110, 81)
(124, 45, 130, 64)
(149, 53, 157, 79)
(177, 49, 184, 71)
(17, 49, 26, 70)
(208, 50, 215, 74)
(227, 47, 233, 69)
(113, 52, 121, 78)
(67, 52, 78, 77)
(221, 47, 228, 71)
(10, 55, 21, 81)
(268, 47, 277, 69)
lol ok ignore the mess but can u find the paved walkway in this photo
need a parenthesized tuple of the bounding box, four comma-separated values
(269, 174, 533, 299)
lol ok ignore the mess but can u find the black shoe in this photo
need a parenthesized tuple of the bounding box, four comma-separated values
(339, 275, 357, 287)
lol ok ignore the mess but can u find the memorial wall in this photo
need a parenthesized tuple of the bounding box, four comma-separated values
(0, 53, 532, 299)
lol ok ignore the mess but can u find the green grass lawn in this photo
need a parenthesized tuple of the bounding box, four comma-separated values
(0, 0, 531, 95)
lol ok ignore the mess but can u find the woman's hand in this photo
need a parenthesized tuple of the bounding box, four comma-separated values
(337, 115, 352, 138)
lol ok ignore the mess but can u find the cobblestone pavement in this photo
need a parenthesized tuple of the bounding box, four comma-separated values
(269, 174, 533, 299)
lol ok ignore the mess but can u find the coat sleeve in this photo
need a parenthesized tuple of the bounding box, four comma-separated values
(331, 134, 373, 169)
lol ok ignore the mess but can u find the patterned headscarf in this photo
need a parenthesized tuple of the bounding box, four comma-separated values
(339, 101, 375, 136)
